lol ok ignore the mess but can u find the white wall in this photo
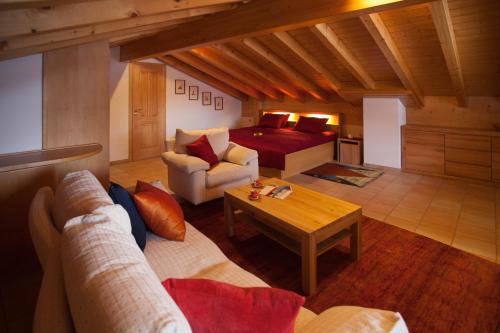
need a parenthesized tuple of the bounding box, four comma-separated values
(0, 54, 43, 154)
(109, 48, 242, 162)
(363, 97, 406, 169)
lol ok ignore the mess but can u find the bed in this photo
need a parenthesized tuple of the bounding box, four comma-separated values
(229, 112, 339, 179)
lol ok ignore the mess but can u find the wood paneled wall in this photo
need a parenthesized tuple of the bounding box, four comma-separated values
(0, 41, 111, 324)
(243, 97, 363, 137)
(43, 40, 110, 184)
(407, 96, 500, 130)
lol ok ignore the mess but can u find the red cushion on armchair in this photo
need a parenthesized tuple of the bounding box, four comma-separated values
(162, 278, 305, 333)
(186, 135, 219, 167)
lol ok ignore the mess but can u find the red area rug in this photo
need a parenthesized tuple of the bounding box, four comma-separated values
(181, 199, 500, 333)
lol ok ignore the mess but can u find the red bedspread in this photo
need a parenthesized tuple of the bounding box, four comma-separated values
(229, 127, 337, 170)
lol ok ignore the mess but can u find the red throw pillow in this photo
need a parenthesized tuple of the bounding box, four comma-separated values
(186, 135, 218, 167)
(133, 181, 185, 241)
(294, 116, 328, 133)
(258, 113, 289, 129)
(163, 278, 305, 333)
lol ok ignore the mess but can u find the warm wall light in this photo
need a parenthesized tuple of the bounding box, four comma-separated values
(263, 110, 339, 125)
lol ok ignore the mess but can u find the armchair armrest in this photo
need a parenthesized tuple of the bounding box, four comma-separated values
(161, 151, 210, 174)
(298, 306, 408, 333)
(223, 142, 258, 166)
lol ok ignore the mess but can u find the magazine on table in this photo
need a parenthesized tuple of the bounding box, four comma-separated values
(259, 185, 293, 199)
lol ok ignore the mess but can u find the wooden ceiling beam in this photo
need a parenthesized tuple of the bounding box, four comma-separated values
(173, 51, 265, 100)
(243, 38, 330, 103)
(0, 0, 242, 37)
(310, 23, 376, 90)
(158, 55, 248, 101)
(214, 43, 304, 102)
(0, 0, 99, 11)
(429, 0, 467, 106)
(0, 4, 234, 60)
(119, 0, 433, 61)
(360, 13, 425, 107)
(273, 31, 342, 92)
(191, 47, 283, 100)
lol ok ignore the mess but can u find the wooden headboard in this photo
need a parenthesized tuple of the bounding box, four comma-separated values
(260, 109, 342, 133)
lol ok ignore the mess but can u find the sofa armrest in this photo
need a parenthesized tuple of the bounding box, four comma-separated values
(297, 306, 408, 333)
(161, 151, 210, 174)
(223, 142, 258, 166)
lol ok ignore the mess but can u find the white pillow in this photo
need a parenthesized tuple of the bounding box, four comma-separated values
(61, 205, 192, 333)
(51, 170, 113, 232)
(174, 127, 229, 160)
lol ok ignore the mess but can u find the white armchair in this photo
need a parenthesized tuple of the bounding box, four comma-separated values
(162, 128, 258, 205)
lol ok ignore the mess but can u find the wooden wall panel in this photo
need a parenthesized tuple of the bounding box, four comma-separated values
(0, 40, 111, 328)
(407, 96, 500, 129)
(43, 40, 110, 184)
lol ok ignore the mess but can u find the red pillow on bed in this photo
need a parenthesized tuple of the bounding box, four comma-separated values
(162, 278, 305, 333)
(294, 116, 327, 133)
(186, 135, 218, 167)
(258, 113, 289, 129)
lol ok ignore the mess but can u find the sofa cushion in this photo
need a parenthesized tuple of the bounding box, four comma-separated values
(61, 205, 191, 333)
(52, 170, 113, 232)
(206, 162, 252, 188)
(298, 306, 408, 333)
(175, 127, 229, 160)
(108, 182, 147, 251)
(186, 134, 219, 167)
(223, 142, 258, 166)
(134, 181, 186, 241)
(161, 151, 210, 174)
(29, 187, 60, 269)
(144, 223, 228, 281)
(162, 278, 305, 333)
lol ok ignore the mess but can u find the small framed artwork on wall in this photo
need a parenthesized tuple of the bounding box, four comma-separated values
(214, 97, 223, 110)
(202, 91, 212, 105)
(175, 80, 185, 94)
(189, 86, 199, 100)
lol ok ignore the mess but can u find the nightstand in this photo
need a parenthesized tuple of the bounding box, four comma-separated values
(338, 137, 363, 165)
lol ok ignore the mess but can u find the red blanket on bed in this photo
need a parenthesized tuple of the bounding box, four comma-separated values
(229, 127, 337, 170)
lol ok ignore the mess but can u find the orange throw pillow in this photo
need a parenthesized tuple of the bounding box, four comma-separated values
(133, 181, 186, 241)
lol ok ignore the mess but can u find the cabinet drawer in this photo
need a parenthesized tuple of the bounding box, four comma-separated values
(492, 137, 500, 153)
(404, 142, 444, 174)
(404, 130, 444, 146)
(492, 152, 500, 182)
(445, 161, 491, 181)
(445, 134, 491, 151)
(445, 148, 491, 166)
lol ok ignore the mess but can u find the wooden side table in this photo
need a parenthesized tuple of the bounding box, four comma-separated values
(338, 137, 363, 165)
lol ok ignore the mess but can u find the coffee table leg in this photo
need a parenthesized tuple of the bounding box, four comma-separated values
(350, 220, 361, 260)
(224, 198, 235, 237)
(301, 234, 317, 295)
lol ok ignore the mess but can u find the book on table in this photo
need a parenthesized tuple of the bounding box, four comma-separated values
(259, 185, 293, 199)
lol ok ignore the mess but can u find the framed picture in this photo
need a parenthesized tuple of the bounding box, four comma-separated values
(202, 91, 212, 105)
(214, 97, 223, 110)
(189, 85, 199, 100)
(175, 80, 185, 94)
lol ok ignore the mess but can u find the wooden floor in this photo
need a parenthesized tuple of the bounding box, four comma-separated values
(111, 158, 500, 263)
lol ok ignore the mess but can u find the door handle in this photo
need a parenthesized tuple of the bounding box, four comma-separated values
(133, 109, 142, 116)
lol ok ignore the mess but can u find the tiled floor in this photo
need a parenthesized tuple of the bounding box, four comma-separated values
(111, 158, 500, 264)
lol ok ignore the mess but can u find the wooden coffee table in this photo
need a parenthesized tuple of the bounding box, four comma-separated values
(224, 178, 362, 295)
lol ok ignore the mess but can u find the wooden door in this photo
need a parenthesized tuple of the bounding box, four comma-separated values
(130, 62, 165, 161)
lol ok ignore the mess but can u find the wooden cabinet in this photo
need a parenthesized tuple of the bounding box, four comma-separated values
(338, 138, 363, 165)
(403, 129, 445, 174)
(402, 125, 500, 182)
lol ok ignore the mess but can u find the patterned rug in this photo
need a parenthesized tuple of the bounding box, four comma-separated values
(302, 163, 384, 187)
(181, 199, 500, 333)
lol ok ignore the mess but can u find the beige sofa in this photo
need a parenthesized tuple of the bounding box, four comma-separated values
(162, 128, 259, 205)
(29, 170, 408, 333)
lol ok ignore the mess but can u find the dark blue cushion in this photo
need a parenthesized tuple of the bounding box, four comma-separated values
(108, 182, 147, 251)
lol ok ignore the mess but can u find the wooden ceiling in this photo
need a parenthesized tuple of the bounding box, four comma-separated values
(1, 0, 498, 107)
